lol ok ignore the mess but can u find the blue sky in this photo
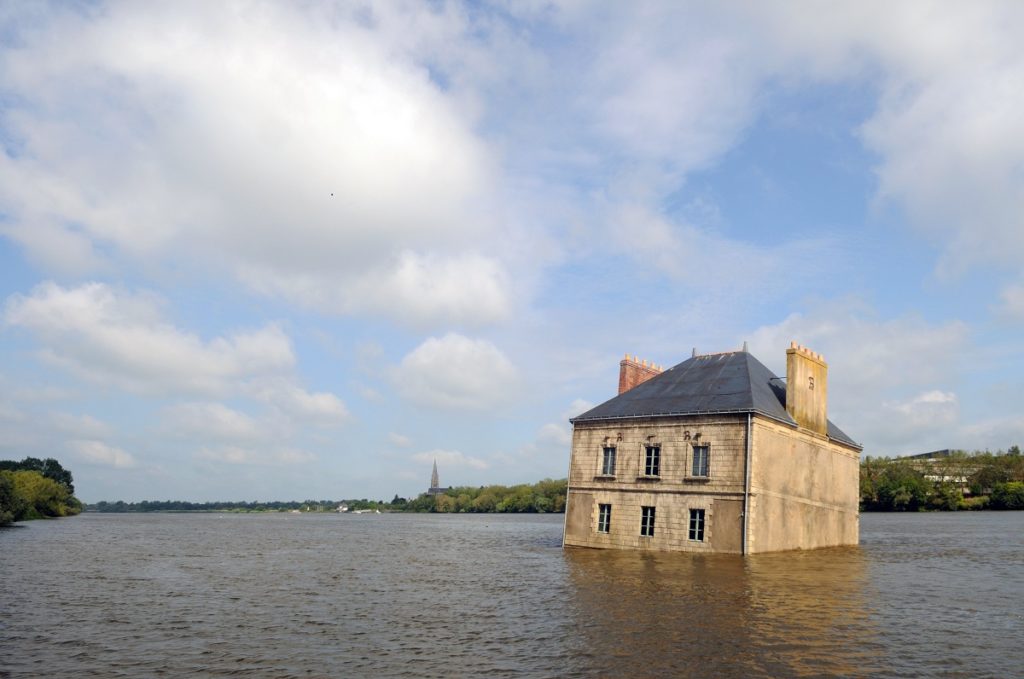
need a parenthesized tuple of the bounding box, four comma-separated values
(2, 1, 1024, 502)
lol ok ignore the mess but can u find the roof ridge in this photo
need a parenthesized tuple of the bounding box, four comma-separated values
(572, 348, 860, 450)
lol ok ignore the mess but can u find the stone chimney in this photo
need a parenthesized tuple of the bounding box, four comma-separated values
(618, 354, 663, 395)
(785, 342, 828, 435)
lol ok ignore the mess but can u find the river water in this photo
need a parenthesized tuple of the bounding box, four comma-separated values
(1, 512, 1021, 678)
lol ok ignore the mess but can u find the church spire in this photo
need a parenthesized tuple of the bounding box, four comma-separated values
(431, 458, 440, 490)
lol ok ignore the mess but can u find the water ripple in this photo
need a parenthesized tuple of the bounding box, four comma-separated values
(1, 512, 1022, 677)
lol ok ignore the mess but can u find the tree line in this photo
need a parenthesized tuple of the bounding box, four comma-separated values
(396, 478, 567, 513)
(86, 479, 569, 514)
(0, 457, 82, 525)
(860, 447, 1024, 511)
(87, 498, 388, 513)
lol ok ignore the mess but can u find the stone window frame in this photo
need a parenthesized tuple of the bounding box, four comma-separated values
(640, 505, 656, 537)
(689, 443, 711, 479)
(599, 445, 616, 477)
(688, 507, 706, 541)
(597, 503, 612, 533)
(641, 442, 661, 478)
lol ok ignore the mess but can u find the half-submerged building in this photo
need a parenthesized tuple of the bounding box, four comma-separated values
(563, 343, 861, 554)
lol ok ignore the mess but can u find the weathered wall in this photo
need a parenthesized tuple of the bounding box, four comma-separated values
(562, 487, 741, 552)
(564, 490, 593, 540)
(563, 416, 746, 552)
(709, 498, 743, 552)
(746, 417, 860, 553)
(785, 344, 828, 435)
(566, 416, 747, 491)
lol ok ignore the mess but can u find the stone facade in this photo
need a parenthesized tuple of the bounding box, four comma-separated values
(563, 344, 861, 554)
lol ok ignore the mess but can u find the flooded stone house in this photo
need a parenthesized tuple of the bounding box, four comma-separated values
(563, 343, 861, 554)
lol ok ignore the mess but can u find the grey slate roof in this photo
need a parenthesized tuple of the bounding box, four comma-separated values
(571, 351, 860, 449)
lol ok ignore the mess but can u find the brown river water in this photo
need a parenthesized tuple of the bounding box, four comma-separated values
(1, 512, 1022, 678)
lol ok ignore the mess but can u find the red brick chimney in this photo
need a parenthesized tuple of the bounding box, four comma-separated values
(618, 354, 663, 394)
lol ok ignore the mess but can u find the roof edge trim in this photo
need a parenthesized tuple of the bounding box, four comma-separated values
(570, 408, 863, 451)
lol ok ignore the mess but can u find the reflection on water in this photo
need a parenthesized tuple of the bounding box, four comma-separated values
(1, 512, 1022, 678)
(564, 546, 877, 677)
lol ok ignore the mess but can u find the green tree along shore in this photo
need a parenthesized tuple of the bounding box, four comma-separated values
(86, 479, 569, 514)
(401, 478, 567, 513)
(68, 449, 1024, 517)
(0, 457, 82, 525)
(861, 448, 1024, 511)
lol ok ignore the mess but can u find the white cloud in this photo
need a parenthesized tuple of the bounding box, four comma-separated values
(874, 390, 960, 449)
(412, 449, 488, 471)
(600, 199, 837, 299)
(959, 415, 1024, 452)
(242, 251, 512, 327)
(749, 300, 968, 397)
(164, 402, 264, 442)
(505, 3, 1024, 286)
(0, 403, 26, 424)
(196, 445, 316, 466)
(536, 422, 571, 447)
(535, 398, 595, 448)
(388, 432, 412, 447)
(3, 3, 1024, 312)
(564, 399, 595, 421)
(71, 440, 136, 468)
(580, 6, 759, 175)
(4, 282, 294, 396)
(249, 381, 350, 425)
(0, 2, 509, 326)
(748, 299, 970, 454)
(722, 3, 1024, 275)
(394, 333, 519, 410)
(51, 412, 112, 438)
(997, 284, 1024, 320)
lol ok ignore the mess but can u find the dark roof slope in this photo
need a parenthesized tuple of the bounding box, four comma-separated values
(571, 351, 860, 449)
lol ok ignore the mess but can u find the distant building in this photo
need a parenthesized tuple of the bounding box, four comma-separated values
(901, 449, 975, 489)
(563, 343, 862, 554)
(426, 459, 450, 496)
(904, 449, 954, 460)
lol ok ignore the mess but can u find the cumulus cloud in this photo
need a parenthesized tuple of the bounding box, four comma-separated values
(749, 300, 968, 396)
(996, 284, 1024, 320)
(2, 281, 349, 475)
(534, 398, 595, 449)
(241, 251, 512, 328)
(0, 403, 26, 424)
(748, 299, 970, 454)
(601, 199, 837, 299)
(0, 2, 509, 326)
(388, 432, 412, 447)
(72, 440, 136, 468)
(196, 445, 316, 466)
(872, 390, 960, 450)
(394, 333, 519, 410)
(536, 422, 571, 448)
(412, 448, 488, 470)
(51, 412, 112, 439)
(505, 3, 1024, 286)
(249, 381, 350, 425)
(959, 415, 1024, 451)
(726, 2, 1024, 275)
(4, 281, 294, 395)
(164, 402, 264, 442)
